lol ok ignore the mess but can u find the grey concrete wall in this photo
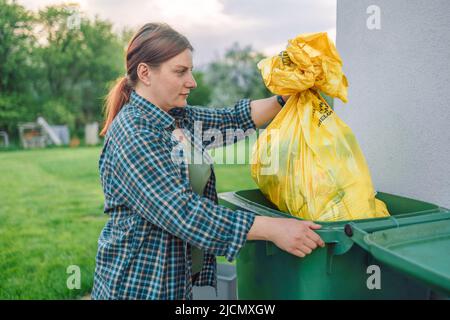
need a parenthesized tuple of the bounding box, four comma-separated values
(335, 0, 450, 208)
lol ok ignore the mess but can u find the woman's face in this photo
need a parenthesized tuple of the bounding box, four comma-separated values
(146, 49, 197, 110)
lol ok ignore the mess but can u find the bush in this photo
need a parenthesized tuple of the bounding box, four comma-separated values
(41, 99, 76, 132)
(0, 94, 36, 139)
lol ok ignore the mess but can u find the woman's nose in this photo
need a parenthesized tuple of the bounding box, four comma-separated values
(186, 73, 197, 89)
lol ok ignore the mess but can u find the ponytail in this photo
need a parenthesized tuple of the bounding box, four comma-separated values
(100, 77, 131, 136)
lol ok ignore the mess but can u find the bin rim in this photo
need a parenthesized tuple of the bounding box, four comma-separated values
(219, 189, 445, 229)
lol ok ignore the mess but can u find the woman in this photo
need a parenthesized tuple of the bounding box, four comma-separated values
(92, 22, 324, 300)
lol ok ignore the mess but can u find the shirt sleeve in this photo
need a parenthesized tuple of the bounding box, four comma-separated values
(111, 129, 256, 262)
(185, 98, 257, 148)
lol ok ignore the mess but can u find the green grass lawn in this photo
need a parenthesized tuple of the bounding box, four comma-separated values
(0, 140, 257, 299)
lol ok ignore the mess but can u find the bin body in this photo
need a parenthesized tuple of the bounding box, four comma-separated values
(219, 189, 450, 300)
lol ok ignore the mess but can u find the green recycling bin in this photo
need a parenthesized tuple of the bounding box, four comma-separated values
(218, 189, 450, 299)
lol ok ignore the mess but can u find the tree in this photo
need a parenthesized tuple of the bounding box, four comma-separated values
(187, 71, 212, 106)
(0, 0, 37, 134)
(33, 4, 124, 134)
(0, 2, 125, 139)
(0, 0, 35, 93)
(204, 42, 272, 107)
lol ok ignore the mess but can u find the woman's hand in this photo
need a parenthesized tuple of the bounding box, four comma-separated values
(268, 218, 324, 258)
(247, 216, 325, 258)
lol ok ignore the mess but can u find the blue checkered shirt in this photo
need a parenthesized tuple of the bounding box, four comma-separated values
(91, 90, 256, 300)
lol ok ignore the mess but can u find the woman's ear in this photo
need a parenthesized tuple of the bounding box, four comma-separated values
(137, 63, 151, 86)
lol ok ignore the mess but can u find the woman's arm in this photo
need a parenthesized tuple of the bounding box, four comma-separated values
(186, 95, 289, 133)
(112, 129, 255, 263)
(184, 99, 255, 148)
(250, 95, 289, 128)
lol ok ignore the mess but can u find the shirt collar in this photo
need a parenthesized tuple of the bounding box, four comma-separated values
(129, 90, 186, 130)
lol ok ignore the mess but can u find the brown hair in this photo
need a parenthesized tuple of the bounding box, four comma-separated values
(100, 23, 193, 136)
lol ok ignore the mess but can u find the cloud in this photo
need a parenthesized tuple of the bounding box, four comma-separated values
(17, 0, 336, 65)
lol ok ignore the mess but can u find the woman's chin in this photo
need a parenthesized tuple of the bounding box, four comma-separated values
(174, 98, 188, 107)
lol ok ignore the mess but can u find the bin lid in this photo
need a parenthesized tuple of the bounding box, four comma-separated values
(355, 219, 450, 294)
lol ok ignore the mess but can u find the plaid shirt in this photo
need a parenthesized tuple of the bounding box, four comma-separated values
(91, 90, 256, 300)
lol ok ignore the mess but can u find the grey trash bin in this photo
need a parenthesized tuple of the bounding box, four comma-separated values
(193, 263, 237, 300)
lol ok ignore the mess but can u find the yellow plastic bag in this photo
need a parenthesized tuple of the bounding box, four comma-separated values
(251, 32, 389, 221)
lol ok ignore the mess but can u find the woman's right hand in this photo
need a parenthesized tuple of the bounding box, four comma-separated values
(247, 216, 325, 258)
(269, 218, 325, 258)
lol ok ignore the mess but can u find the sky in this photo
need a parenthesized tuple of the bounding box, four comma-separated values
(17, 0, 337, 67)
